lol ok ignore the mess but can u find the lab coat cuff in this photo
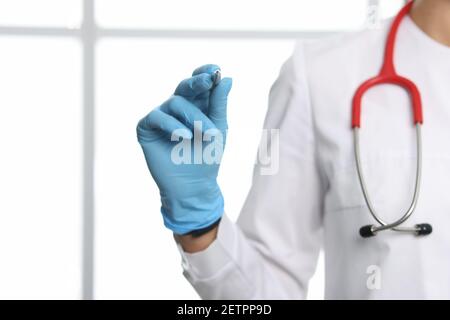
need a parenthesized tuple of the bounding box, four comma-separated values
(177, 214, 236, 280)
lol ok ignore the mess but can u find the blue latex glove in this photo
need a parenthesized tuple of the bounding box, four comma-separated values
(137, 64, 232, 235)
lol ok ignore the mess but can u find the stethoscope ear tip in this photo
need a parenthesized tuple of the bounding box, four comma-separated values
(416, 223, 433, 236)
(360, 225, 376, 238)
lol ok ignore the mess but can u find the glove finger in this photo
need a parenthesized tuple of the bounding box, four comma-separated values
(162, 95, 218, 133)
(208, 77, 232, 130)
(137, 108, 193, 140)
(174, 73, 213, 97)
(192, 64, 220, 76)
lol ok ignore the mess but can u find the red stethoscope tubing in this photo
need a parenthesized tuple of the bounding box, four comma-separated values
(351, 0, 423, 128)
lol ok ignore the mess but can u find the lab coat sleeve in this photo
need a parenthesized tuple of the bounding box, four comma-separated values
(178, 41, 325, 299)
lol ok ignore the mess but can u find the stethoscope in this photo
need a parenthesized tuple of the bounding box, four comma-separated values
(352, 0, 432, 238)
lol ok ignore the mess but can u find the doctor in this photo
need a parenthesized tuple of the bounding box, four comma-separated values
(137, 0, 450, 299)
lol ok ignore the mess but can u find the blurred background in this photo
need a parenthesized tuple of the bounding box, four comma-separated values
(0, 0, 405, 300)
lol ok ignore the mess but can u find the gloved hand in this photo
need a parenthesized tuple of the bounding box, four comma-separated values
(137, 64, 233, 235)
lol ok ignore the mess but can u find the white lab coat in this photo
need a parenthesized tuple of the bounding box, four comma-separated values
(177, 16, 450, 299)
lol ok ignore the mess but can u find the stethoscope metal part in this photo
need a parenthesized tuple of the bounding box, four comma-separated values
(354, 124, 431, 238)
(212, 69, 221, 87)
(351, 0, 432, 238)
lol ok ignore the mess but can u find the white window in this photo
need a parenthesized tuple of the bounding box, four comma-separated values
(0, 0, 405, 299)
